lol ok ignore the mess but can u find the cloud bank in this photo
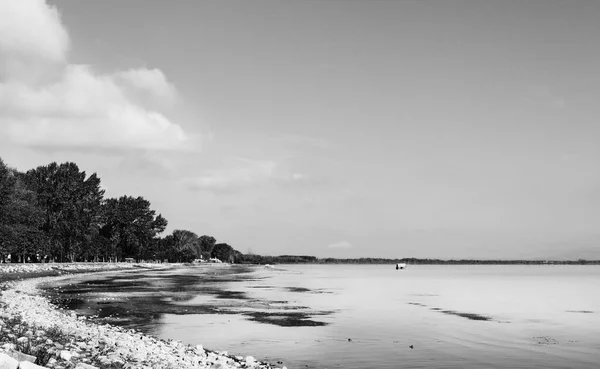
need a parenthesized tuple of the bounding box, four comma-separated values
(0, 0, 186, 151)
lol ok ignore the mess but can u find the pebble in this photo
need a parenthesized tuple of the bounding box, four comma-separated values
(59, 350, 73, 361)
(75, 363, 99, 369)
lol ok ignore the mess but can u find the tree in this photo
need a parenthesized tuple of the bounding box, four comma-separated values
(100, 196, 168, 261)
(172, 229, 200, 258)
(0, 158, 17, 261)
(3, 177, 46, 262)
(211, 243, 239, 263)
(23, 162, 105, 261)
(199, 235, 216, 252)
(0, 160, 48, 263)
(0, 158, 15, 216)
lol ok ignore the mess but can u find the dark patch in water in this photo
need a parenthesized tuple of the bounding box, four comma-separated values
(59, 298, 86, 309)
(406, 300, 493, 321)
(286, 287, 312, 293)
(214, 290, 248, 300)
(440, 310, 492, 321)
(534, 336, 558, 345)
(285, 287, 331, 294)
(43, 265, 332, 333)
(566, 310, 594, 314)
(171, 294, 197, 303)
(244, 311, 329, 327)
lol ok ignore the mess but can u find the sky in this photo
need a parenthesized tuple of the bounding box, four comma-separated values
(1, 0, 600, 259)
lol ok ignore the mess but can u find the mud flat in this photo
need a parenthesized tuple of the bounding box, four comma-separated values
(0, 263, 284, 369)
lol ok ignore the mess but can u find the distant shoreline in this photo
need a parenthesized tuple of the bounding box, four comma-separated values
(240, 256, 600, 265)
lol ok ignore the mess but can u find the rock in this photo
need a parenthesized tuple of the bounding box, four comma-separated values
(106, 354, 124, 365)
(59, 350, 72, 361)
(0, 352, 19, 369)
(17, 362, 47, 369)
(96, 356, 110, 365)
(75, 363, 99, 369)
(6, 350, 36, 363)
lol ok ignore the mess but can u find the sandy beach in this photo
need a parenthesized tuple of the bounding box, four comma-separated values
(0, 263, 283, 369)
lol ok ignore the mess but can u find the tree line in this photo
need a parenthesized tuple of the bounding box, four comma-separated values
(0, 157, 241, 264)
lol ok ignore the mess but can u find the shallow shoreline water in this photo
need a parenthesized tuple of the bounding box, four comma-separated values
(0, 263, 284, 369)
(5, 263, 600, 369)
(40, 264, 600, 369)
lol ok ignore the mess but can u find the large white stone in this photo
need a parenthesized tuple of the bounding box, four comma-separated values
(59, 350, 72, 361)
(16, 362, 46, 369)
(6, 351, 36, 363)
(0, 353, 18, 369)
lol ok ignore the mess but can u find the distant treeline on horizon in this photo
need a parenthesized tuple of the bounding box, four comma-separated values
(240, 255, 600, 265)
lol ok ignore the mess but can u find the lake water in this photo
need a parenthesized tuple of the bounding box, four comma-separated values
(47, 264, 600, 369)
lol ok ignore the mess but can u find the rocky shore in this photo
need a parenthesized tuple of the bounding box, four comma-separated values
(0, 264, 284, 369)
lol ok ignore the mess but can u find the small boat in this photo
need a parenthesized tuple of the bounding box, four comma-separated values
(396, 263, 407, 270)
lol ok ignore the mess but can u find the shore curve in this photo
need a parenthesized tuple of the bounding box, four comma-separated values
(0, 263, 284, 369)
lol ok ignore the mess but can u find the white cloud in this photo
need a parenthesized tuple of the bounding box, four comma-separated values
(0, 0, 188, 151)
(114, 68, 178, 107)
(327, 241, 353, 249)
(0, 0, 68, 76)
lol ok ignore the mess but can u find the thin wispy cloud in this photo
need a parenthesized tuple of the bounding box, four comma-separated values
(0, 0, 187, 151)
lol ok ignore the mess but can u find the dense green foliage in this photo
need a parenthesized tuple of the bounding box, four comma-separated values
(0, 157, 235, 263)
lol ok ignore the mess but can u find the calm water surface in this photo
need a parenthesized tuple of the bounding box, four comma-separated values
(49, 265, 600, 369)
